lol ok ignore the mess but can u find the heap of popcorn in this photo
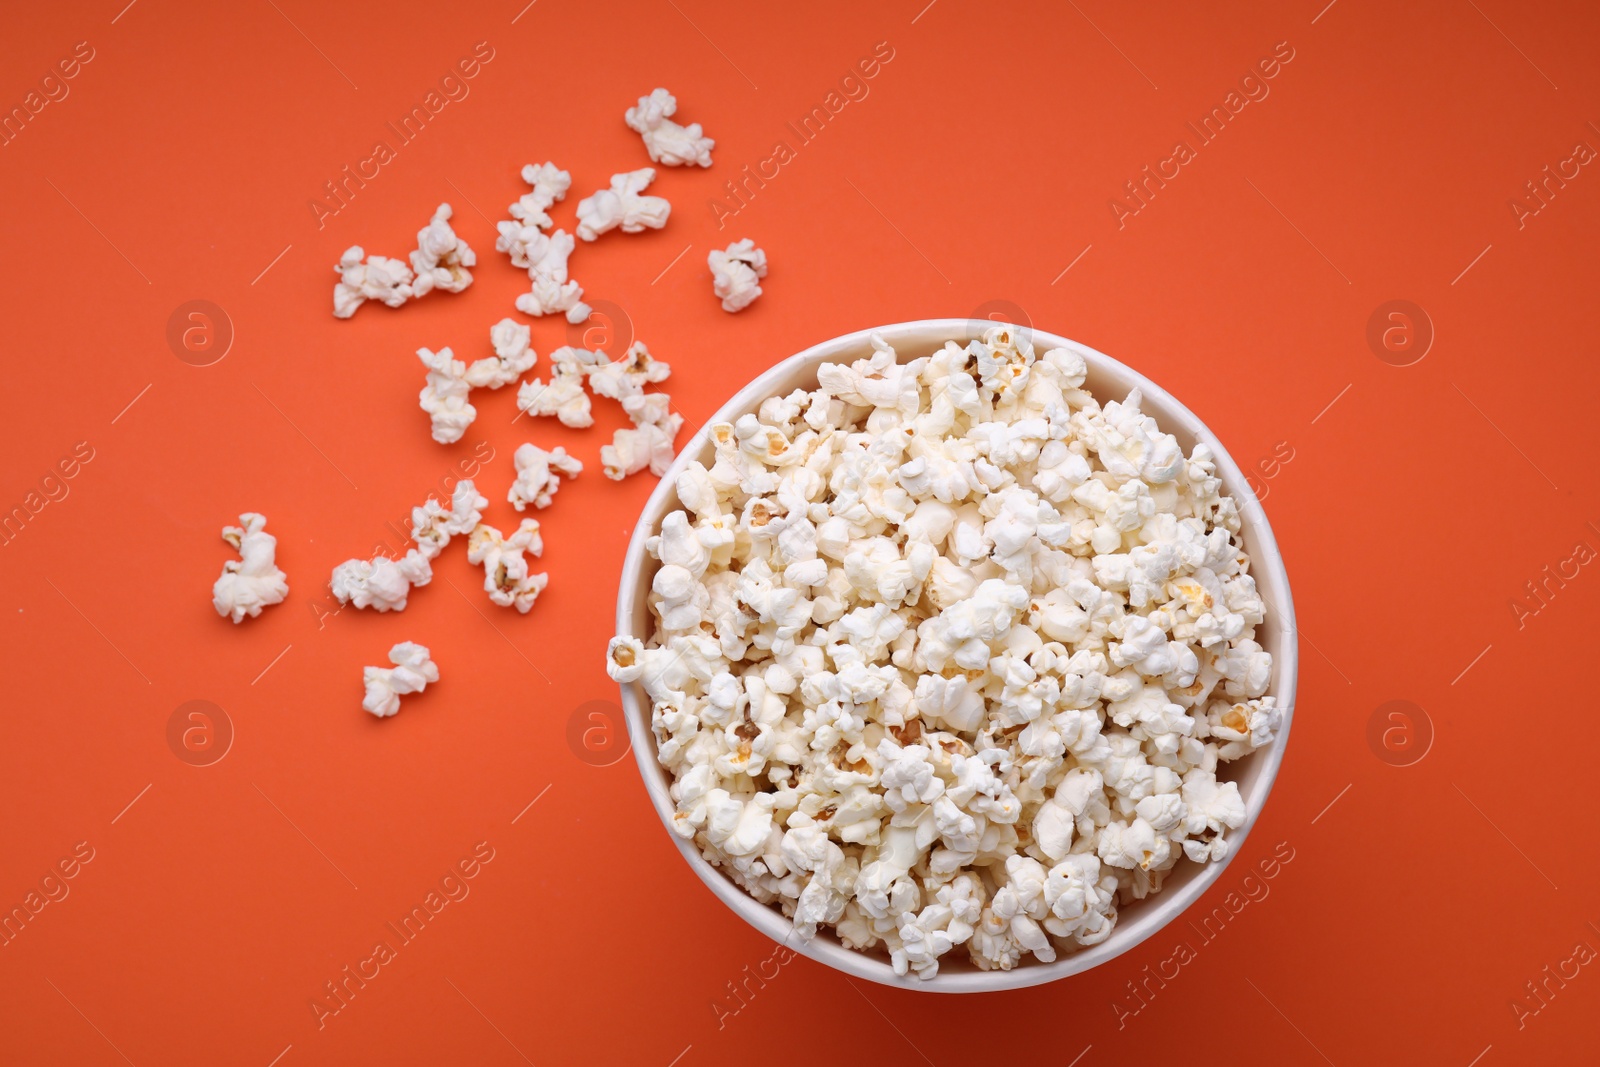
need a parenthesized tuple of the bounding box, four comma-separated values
(607, 325, 1280, 977)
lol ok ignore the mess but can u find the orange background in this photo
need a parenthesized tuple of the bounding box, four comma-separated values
(2, 0, 1597, 1063)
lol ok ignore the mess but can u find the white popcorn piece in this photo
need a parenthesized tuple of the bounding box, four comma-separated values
(465, 318, 538, 390)
(410, 479, 488, 560)
(607, 325, 1278, 977)
(496, 219, 544, 270)
(409, 203, 476, 297)
(508, 443, 583, 511)
(467, 520, 547, 612)
(332, 246, 414, 319)
(1207, 697, 1281, 760)
(333, 203, 473, 317)
(212, 513, 288, 623)
(509, 161, 571, 230)
(509, 228, 591, 323)
(625, 87, 715, 168)
(708, 239, 767, 313)
(417, 346, 476, 445)
(575, 168, 671, 241)
(602, 419, 680, 481)
(587, 341, 672, 401)
(516, 346, 596, 428)
(330, 550, 433, 612)
(1042, 853, 1119, 945)
(362, 641, 439, 718)
(602, 379, 683, 481)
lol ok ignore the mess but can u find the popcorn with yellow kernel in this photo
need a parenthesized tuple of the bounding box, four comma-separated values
(212, 513, 289, 623)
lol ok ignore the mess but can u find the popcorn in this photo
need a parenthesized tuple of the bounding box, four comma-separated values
(333, 246, 413, 319)
(584, 342, 681, 480)
(508, 337, 678, 479)
(333, 203, 474, 317)
(419, 323, 533, 445)
(417, 346, 476, 445)
(332, 480, 485, 610)
(511, 228, 591, 323)
(492, 162, 590, 323)
(1042, 853, 1118, 944)
(496, 219, 544, 269)
(508, 161, 571, 230)
(625, 88, 715, 168)
(1206, 697, 1281, 760)
(464, 318, 537, 390)
(410, 479, 487, 560)
(588, 341, 672, 401)
(508, 443, 582, 511)
(409, 203, 475, 297)
(602, 420, 681, 481)
(575, 168, 670, 241)
(607, 327, 1279, 977)
(467, 520, 547, 612)
(212, 513, 288, 622)
(708, 239, 767, 313)
(330, 550, 432, 612)
(516, 347, 595, 428)
(362, 641, 438, 718)
(602, 394, 682, 481)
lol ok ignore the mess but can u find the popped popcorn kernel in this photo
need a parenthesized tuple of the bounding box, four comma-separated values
(212, 513, 288, 623)
(467, 520, 547, 613)
(709, 239, 767, 313)
(409, 203, 476, 297)
(508, 443, 583, 511)
(332, 246, 413, 319)
(362, 641, 438, 718)
(625, 88, 715, 168)
(575, 168, 670, 241)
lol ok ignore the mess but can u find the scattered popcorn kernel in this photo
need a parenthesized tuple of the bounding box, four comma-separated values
(509, 161, 571, 231)
(212, 513, 288, 623)
(362, 641, 439, 718)
(417, 346, 476, 445)
(602, 373, 682, 481)
(575, 168, 670, 241)
(493, 162, 590, 323)
(510, 228, 590, 323)
(508, 443, 583, 511)
(411, 479, 488, 560)
(602, 418, 680, 480)
(409, 203, 476, 297)
(465, 318, 538, 390)
(333, 202, 475, 318)
(418, 323, 540, 444)
(515, 346, 595, 428)
(588, 341, 671, 401)
(708, 239, 767, 312)
(332, 246, 414, 319)
(625, 88, 715, 168)
(467, 520, 548, 612)
(330, 550, 433, 612)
